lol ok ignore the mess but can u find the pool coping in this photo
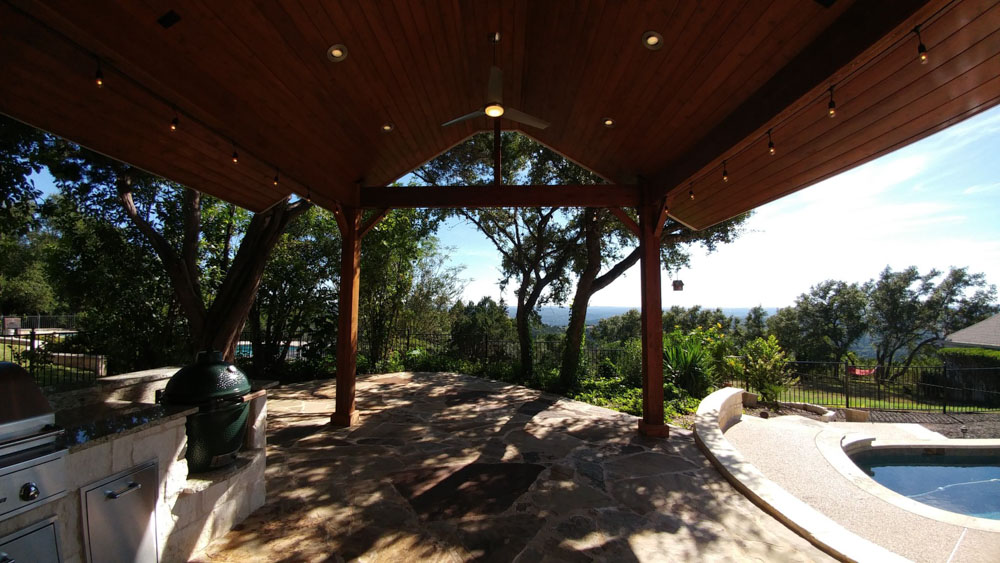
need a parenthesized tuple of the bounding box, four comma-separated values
(817, 432, 1000, 534)
(694, 387, 908, 563)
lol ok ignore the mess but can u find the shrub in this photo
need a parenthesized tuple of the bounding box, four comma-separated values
(663, 339, 716, 399)
(938, 347, 1000, 369)
(735, 335, 794, 406)
(662, 326, 723, 399)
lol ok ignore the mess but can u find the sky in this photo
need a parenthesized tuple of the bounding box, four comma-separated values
(437, 104, 1000, 309)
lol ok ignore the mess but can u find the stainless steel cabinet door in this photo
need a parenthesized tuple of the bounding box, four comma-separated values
(83, 462, 157, 563)
(0, 518, 61, 563)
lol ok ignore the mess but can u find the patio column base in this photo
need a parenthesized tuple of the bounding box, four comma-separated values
(638, 419, 670, 437)
(331, 410, 361, 427)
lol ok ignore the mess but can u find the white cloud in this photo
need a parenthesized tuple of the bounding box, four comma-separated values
(962, 182, 1000, 195)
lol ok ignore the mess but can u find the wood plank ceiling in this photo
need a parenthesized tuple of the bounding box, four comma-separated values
(1, 0, 998, 229)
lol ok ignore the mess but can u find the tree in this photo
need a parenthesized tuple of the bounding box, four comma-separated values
(39, 137, 309, 360)
(358, 209, 447, 370)
(449, 297, 516, 361)
(0, 116, 43, 236)
(412, 133, 578, 379)
(866, 266, 997, 377)
(246, 206, 341, 374)
(413, 131, 748, 386)
(661, 306, 738, 336)
(0, 116, 56, 314)
(591, 309, 641, 344)
(773, 281, 867, 361)
(740, 306, 770, 345)
(560, 211, 747, 390)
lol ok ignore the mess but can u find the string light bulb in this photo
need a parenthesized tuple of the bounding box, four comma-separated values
(95, 60, 104, 88)
(273, 170, 280, 187)
(914, 25, 928, 65)
(170, 108, 179, 132)
(689, 182, 695, 200)
(722, 160, 728, 183)
(231, 142, 239, 164)
(767, 129, 775, 155)
(827, 86, 836, 118)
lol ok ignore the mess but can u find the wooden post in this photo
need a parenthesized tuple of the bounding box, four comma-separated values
(638, 199, 669, 437)
(332, 206, 362, 426)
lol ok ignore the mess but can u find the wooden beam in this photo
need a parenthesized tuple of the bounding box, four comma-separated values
(608, 207, 639, 237)
(360, 185, 641, 209)
(331, 206, 361, 427)
(359, 208, 390, 239)
(638, 200, 668, 438)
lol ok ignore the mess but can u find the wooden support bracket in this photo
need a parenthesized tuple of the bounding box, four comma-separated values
(359, 208, 389, 239)
(652, 199, 670, 239)
(608, 207, 639, 237)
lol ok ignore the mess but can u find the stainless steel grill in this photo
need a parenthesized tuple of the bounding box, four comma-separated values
(0, 361, 68, 560)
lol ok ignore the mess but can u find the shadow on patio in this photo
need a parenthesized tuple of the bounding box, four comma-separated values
(195, 372, 828, 562)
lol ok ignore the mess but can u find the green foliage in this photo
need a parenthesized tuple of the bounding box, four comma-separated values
(591, 309, 641, 344)
(663, 325, 729, 399)
(769, 280, 867, 361)
(734, 335, 794, 405)
(449, 297, 516, 360)
(866, 266, 997, 373)
(938, 347, 1000, 369)
(661, 306, 737, 337)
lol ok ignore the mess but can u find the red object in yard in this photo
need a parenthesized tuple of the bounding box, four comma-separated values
(847, 366, 876, 377)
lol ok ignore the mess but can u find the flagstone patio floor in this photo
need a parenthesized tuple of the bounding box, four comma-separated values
(195, 372, 830, 562)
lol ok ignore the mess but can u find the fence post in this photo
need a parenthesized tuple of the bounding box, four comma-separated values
(28, 329, 37, 377)
(843, 360, 850, 409)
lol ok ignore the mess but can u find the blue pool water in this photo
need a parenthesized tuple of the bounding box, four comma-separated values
(851, 449, 1000, 520)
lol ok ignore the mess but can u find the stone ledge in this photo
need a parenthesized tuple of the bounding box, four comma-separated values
(694, 387, 907, 563)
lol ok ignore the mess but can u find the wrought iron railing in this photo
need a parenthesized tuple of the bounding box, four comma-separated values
(725, 361, 1000, 413)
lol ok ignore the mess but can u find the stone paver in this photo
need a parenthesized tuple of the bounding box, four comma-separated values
(195, 372, 831, 562)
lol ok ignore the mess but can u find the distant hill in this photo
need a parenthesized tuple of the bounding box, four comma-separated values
(507, 306, 780, 327)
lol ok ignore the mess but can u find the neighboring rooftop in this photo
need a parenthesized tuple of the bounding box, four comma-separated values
(945, 312, 1000, 350)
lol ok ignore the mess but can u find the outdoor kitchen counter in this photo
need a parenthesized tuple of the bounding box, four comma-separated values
(54, 401, 197, 452)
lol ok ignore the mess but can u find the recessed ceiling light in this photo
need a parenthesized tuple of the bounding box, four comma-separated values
(603, 118, 615, 128)
(642, 31, 663, 50)
(381, 122, 394, 133)
(326, 44, 348, 62)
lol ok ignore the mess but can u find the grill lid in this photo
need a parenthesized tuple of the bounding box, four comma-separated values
(0, 362, 55, 444)
(161, 351, 251, 404)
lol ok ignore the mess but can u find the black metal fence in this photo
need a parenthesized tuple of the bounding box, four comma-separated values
(0, 329, 104, 387)
(1, 314, 78, 330)
(726, 361, 1000, 413)
(354, 331, 632, 376)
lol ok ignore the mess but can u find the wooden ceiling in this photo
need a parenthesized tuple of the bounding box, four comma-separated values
(1, 0, 998, 229)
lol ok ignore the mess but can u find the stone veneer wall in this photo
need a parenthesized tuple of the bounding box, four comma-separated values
(0, 393, 267, 562)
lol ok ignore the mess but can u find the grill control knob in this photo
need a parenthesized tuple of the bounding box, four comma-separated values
(19, 482, 39, 501)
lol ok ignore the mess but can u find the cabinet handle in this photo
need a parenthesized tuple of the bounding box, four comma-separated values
(105, 481, 141, 500)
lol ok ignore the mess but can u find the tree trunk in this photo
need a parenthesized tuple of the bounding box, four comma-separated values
(560, 209, 602, 390)
(117, 170, 309, 362)
(515, 278, 534, 379)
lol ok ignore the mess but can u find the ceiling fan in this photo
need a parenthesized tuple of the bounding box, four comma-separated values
(440, 34, 549, 130)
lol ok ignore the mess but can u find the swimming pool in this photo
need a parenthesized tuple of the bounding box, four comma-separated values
(850, 448, 1000, 520)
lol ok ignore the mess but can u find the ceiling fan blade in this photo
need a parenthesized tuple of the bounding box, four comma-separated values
(488, 65, 503, 104)
(441, 109, 484, 127)
(503, 107, 550, 129)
